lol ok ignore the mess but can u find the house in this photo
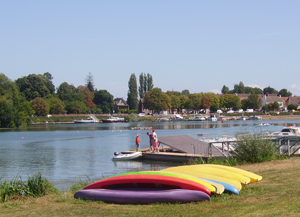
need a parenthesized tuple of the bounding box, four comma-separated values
(113, 98, 129, 113)
(262, 94, 285, 109)
(285, 96, 300, 110)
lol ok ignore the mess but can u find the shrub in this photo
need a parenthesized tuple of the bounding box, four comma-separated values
(232, 132, 279, 164)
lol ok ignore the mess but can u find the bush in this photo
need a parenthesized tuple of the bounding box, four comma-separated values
(232, 132, 279, 164)
(0, 172, 58, 202)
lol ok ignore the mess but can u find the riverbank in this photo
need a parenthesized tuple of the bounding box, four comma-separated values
(2, 157, 300, 217)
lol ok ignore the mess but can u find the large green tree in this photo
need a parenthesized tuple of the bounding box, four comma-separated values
(263, 86, 278, 95)
(138, 72, 154, 99)
(0, 99, 22, 128)
(93, 90, 114, 114)
(144, 88, 171, 112)
(278, 89, 292, 97)
(221, 85, 230, 94)
(127, 73, 138, 110)
(16, 74, 55, 101)
(31, 97, 49, 115)
(47, 97, 65, 114)
(0, 73, 21, 108)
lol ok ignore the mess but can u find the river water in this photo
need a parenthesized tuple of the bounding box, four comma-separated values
(1, 119, 299, 190)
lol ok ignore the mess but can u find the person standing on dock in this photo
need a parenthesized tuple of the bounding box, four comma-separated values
(135, 135, 140, 152)
(152, 129, 158, 153)
(147, 132, 154, 152)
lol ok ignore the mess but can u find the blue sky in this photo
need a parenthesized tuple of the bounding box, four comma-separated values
(1, 1, 300, 99)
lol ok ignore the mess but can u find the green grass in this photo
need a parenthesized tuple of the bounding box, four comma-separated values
(1, 158, 300, 216)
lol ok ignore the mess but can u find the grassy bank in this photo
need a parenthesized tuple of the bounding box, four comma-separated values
(2, 157, 300, 216)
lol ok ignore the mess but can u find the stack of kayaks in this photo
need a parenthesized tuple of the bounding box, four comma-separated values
(74, 164, 262, 204)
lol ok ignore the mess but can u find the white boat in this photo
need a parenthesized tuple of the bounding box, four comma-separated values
(102, 116, 125, 123)
(248, 115, 263, 120)
(199, 135, 237, 151)
(155, 117, 170, 122)
(271, 126, 300, 138)
(74, 119, 95, 124)
(189, 116, 206, 121)
(172, 114, 185, 121)
(258, 122, 270, 126)
(112, 152, 143, 161)
(207, 114, 217, 121)
(237, 116, 247, 121)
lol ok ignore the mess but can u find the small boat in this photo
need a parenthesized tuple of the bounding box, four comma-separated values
(207, 114, 217, 121)
(102, 116, 125, 123)
(188, 116, 206, 121)
(237, 116, 247, 121)
(248, 115, 262, 120)
(112, 152, 142, 161)
(271, 126, 300, 137)
(155, 117, 170, 122)
(74, 119, 95, 124)
(74, 188, 210, 204)
(172, 114, 186, 121)
(258, 122, 270, 126)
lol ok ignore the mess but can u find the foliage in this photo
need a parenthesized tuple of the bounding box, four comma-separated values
(15, 74, 55, 101)
(233, 81, 245, 93)
(241, 93, 261, 110)
(210, 104, 219, 113)
(263, 86, 278, 94)
(47, 97, 65, 114)
(267, 102, 280, 111)
(278, 88, 292, 97)
(66, 101, 88, 114)
(0, 73, 21, 108)
(57, 82, 83, 103)
(287, 104, 297, 111)
(170, 95, 180, 113)
(138, 72, 154, 98)
(78, 86, 96, 109)
(93, 90, 114, 114)
(127, 73, 138, 111)
(143, 88, 171, 112)
(85, 72, 94, 92)
(233, 132, 279, 164)
(0, 172, 57, 202)
(181, 89, 190, 95)
(31, 97, 49, 115)
(221, 85, 229, 94)
(68, 176, 93, 194)
(0, 99, 22, 128)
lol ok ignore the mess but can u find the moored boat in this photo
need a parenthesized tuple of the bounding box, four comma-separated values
(74, 119, 95, 124)
(102, 116, 125, 123)
(112, 152, 142, 161)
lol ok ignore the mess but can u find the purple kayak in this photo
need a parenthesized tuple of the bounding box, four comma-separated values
(74, 188, 210, 204)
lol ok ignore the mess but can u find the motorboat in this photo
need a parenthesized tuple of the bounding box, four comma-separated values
(237, 116, 247, 121)
(258, 122, 270, 126)
(102, 116, 125, 123)
(155, 117, 170, 122)
(248, 115, 263, 120)
(207, 114, 217, 121)
(172, 114, 186, 121)
(189, 116, 206, 121)
(199, 135, 237, 151)
(112, 152, 143, 161)
(271, 126, 300, 138)
(74, 119, 95, 124)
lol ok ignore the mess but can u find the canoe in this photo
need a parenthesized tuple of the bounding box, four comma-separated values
(74, 188, 210, 204)
(197, 164, 262, 184)
(162, 165, 250, 185)
(162, 167, 242, 191)
(108, 171, 218, 194)
(204, 179, 239, 194)
(112, 152, 142, 161)
(84, 174, 211, 195)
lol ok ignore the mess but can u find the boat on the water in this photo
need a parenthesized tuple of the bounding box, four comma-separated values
(102, 116, 125, 123)
(248, 115, 263, 120)
(112, 152, 142, 161)
(172, 114, 186, 121)
(271, 126, 300, 138)
(207, 114, 217, 121)
(74, 119, 95, 124)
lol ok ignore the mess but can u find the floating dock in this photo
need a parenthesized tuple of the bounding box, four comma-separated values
(122, 135, 234, 162)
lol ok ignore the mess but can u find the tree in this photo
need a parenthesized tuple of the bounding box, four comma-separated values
(47, 97, 65, 114)
(85, 72, 94, 92)
(93, 90, 114, 114)
(78, 86, 96, 109)
(287, 104, 297, 111)
(57, 82, 83, 102)
(181, 89, 190, 95)
(143, 88, 170, 112)
(127, 74, 138, 110)
(170, 95, 180, 114)
(0, 99, 21, 128)
(233, 81, 245, 94)
(66, 101, 88, 114)
(190, 93, 203, 113)
(146, 73, 154, 92)
(16, 74, 55, 101)
(247, 93, 262, 109)
(263, 86, 278, 95)
(278, 89, 292, 97)
(43, 72, 53, 81)
(0, 73, 21, 108)
(138, 73, 145, 98)
(221, 85, 229, 94)
(267, 102, 280, 111)
(210, 104, 219, 113)
(31, 97, 49, 115)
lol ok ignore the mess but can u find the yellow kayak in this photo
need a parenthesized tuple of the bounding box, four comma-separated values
(162, 167, 242, 191)
(163, 165, 250, 185)
(197, 164, 262, 184)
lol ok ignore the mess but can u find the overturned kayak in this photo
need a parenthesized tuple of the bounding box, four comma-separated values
(112, 152, 142, 161)
(75, 188, 210, 204)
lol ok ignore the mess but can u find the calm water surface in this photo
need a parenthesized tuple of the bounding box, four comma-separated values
(1, 119, 299, 190)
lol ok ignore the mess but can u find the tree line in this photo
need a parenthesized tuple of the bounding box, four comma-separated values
(0, 71, 294, 128)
